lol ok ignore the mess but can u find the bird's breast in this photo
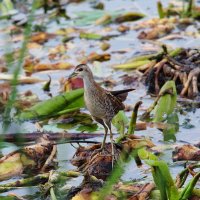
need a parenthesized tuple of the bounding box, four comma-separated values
(84, 90, 105, 117)
(84, 89, 123, 119)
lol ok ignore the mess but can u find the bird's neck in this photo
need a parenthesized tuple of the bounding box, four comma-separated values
(82, 74, 96, 91)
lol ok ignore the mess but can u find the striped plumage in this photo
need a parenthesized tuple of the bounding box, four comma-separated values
(69, 64, 134, 165)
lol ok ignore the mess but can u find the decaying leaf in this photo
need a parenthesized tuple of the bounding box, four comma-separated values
(115, 182, 155, 200)
(172, 144, 200, 161)
(24, 57, 73, 73)
(95, 14, 111, 25)
(115, 12, 145, 23)
(60, 77, 83, 92)
(71, 143, 120, 180)
(48, 44, 68, 60)
(15, 90, 39, 110)
(100, 42, 110, 51)
(138, 24, 174, 40)
(71, 136, 154, 180)
(0, 57, 7, 72)
(0, 82, 11, 103)
(27, 42, 42, 49)
(0, 73, 45, 84)
(0, 135, 55, 181)
(144, 47, 200, 99)
(83, 52, 111, 63)
(70, 174, 103, 200)
(133, 17, 191, 30)
(31, 32, 56, 44)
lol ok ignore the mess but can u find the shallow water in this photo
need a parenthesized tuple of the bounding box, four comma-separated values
(0, 0, 200, 198)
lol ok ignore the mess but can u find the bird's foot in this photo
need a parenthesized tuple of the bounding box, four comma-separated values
(91, 146, 108, 157)
(91, 143, 118, 169)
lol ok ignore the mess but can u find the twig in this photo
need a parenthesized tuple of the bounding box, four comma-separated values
(180, 67, 200, 97)
(154, 59, 167, 94)
(41, 145, 57, 172)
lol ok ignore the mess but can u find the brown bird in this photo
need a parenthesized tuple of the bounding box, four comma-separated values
(69, 64, 134, 161)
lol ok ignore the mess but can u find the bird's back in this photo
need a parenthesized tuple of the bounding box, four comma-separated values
(84, 83, 125, 120)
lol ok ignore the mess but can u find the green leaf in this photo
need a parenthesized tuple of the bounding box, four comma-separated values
(0, 0, 13, 14)
(42, 75, 51, 92)
(16, 89, 84, 121)
(138, 148, 158, 161)
(180, 172, 200, 200)
(113, 60, 150, 70)
(157, 1, 165, 18)
(145, 160, 180, 200)
(56, 112, 98, 132)
(73, 10, 144, 26)
(153, 81, 177, 122)
(79, 32, 103, 40)
(0, 0, 16, 19)
(112, 111, 129, 135)
(76, 123, 98, 132)
(163, 113, 179, 142)
(139, 149, 180, 200)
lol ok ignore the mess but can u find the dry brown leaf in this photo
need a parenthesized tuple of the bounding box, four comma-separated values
(0, 135, 55, 181)
(85, 52, 111, 62)
(31, 32, 56, 44)
(60, 77, 83, 92)
(138, 24, 174, 40)
(172, 144, 200, 161)
(16, 90, 39, 110)
(0, 73, 45, 84)
(117, 25, 130, 33)
(133, 17, 178, 30)
(24, 57, 73, 73)
(71, 137, 154, 180)
(0, 82, 11, 102)
(27, 42, 42, 49)
(115, 182, 155, 200)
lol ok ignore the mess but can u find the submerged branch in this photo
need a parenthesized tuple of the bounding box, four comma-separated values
(2, 122, 147, 144)
(0, 132, 104, 143)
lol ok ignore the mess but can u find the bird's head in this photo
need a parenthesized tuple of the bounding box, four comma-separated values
(69, 64, 93, 79)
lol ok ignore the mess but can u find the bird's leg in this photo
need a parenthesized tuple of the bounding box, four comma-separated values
(105, 121, 115, 168)
(100, 123, 108, 149)
(110, 129, 114, 168)
(92, 117, 108, 154)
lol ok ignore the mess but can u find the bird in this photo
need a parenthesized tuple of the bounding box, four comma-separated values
(69, 64, 134, 164)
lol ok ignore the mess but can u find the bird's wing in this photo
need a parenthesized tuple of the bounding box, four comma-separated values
(110, 88, 135, 102)
(105, 91, 125, 112)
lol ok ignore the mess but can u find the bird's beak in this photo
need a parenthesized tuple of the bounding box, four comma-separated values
(68, 71, 77, 79)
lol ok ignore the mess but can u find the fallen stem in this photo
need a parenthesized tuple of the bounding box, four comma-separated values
(0, 170, 80, 194)
(0, 132, 105, 143)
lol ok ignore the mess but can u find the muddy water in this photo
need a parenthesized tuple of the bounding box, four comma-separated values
(0, 0, 200, 197)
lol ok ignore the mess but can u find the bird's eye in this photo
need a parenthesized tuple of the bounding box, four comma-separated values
(78, 68, 83, 72)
